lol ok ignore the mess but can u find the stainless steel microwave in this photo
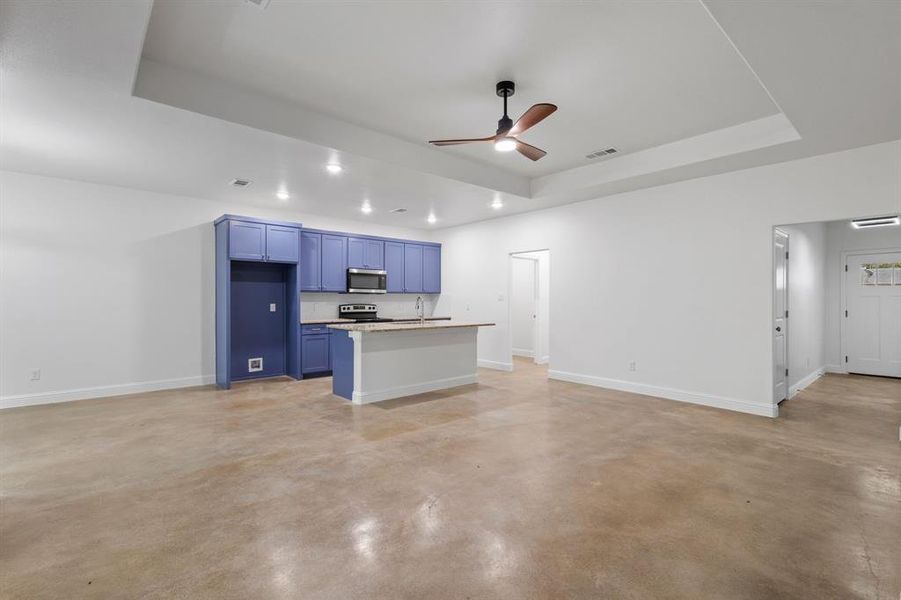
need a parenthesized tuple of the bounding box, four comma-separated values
(346, 268, 387, 294)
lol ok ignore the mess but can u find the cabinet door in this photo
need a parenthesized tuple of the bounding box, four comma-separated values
(347, 237, 366, 269)
(266, 225, 299, 263)
(302, 335, 330, 374)
(229, 221, 266, 261)
(300, 232, 321, 291)
(364, 239, 385, 270)
(422, 245, 441, 293)
(321, 234, 348, 292)
(385, 241, 405, 293)
(403, 243, 423, 293)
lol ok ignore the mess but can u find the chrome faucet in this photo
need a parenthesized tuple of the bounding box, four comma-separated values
(415, 296, 424, 325)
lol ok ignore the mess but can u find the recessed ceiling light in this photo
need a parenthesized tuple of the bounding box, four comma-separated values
(276, 190, 290, 201)
(850, 215, 899, 229)
(427, 213, 437, 224)
(491, 197, 504, 210)
(494, 138, 516, 152)
(361, 203, 372, 214)
(326, 163, 343, 174)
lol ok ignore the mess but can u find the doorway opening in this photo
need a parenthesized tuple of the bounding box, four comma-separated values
(509, 250, 549, 373)
(772, 216, 901, 410)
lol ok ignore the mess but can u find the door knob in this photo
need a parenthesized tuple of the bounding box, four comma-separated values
(775, 326, 781, 332)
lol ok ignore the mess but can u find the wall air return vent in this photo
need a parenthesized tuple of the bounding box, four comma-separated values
(230, 178, 252, 187)
(585, 147, 619, 160)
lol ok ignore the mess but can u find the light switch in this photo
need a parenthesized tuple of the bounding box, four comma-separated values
(269, 303, 277, 312)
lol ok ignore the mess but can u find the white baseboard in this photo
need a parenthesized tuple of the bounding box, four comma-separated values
(547, 370, 777, 418)
(478, 359, 514, 372)
(788, 367, 825, 398)
(512, 348, 534, 358)
(824, 364, 846, 374)
(1, 375, 216, 410)
(352, 373, 478, 404)
(535, 355, 550, 365)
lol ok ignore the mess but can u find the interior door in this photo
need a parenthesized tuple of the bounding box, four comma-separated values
(846, 251, 901, 377)
(773, 231, 788, 402)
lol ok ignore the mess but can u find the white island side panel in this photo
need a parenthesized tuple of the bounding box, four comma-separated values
(350, 327, 478, 404)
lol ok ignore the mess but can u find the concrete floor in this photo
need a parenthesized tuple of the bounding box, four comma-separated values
(1, 359, 899, 599)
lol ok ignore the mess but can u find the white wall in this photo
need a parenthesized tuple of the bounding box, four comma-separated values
(435, 140, 901, 417)
(824, 219, 901, 371)
(510, 257, 536, 357)
(776, 222, 827, 396)
(0, 170, 432, 407)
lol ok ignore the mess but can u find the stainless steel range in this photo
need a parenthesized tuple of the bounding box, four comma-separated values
(338, 304, 394, 323)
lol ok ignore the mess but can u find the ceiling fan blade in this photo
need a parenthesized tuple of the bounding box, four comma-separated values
(507, 103, 557, 136)
(515, 140, 547, 161)
(429, 136, 495, 146)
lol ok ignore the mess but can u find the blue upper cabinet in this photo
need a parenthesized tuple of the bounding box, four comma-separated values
(384, 241, 405, 293)
(423, 245, 441, 293)
(229, 221, 266, 261)
(226, 218, 300, 264)
(300, 231, 322, 291)
(403, 244, 423, 293)
(321, 234, 347, 292)
(266, 225, 300, 263)
(348, 237, 384, 270)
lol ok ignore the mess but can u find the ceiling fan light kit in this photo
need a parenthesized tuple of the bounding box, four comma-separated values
(428, 81, 557, 161)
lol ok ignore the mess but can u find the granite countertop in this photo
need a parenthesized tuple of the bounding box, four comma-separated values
(301, 316, 451, 325)
(327, 321, 495, 333)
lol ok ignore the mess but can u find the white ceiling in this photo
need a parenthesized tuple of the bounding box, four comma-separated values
(1, 1, 899, 230)
(141, 0, 778, 178)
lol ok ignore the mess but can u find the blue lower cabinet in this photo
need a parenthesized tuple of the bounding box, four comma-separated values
(302, 334, 330, 374)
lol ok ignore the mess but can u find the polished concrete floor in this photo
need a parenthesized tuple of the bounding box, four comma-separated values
(1, 359, 899, 599)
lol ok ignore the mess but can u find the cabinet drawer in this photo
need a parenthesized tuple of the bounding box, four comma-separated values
(302, 324, 331, 335)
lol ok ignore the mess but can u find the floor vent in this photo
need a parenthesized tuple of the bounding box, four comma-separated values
(585, 147, 618, 160)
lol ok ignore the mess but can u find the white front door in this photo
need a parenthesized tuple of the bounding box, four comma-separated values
(845, 252, 901, 377)
(773, 231, 788, 402)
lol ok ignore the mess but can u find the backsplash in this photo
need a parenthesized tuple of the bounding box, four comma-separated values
(301, 293, 439, 320)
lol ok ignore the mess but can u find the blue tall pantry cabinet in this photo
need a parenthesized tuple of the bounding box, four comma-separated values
(215, 215, 302, 389)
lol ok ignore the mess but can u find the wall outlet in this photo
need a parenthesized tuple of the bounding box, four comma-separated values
(30, 368, 41, 381)
(269, 303, 277, 312)
(629, 362, 637, 372)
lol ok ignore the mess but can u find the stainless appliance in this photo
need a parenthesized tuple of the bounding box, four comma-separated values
(346, 268, 387, 294)
(338, 304, 394, 322)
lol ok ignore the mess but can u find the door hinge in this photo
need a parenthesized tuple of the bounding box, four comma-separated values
(845, 264, 848, 272)
(785, 310, 789, 318)
(785, 368, 789, 376)
(845, 355, 848, 363)
(845, 309, 848, 318)
(785, 251, 789, 260)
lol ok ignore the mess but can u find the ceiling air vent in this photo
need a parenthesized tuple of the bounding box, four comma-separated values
(585, 147, 618, 160)
(243, 0, 271, 8)
(230, 178, 252, 188)
(390, 208, 408, 214)
(851, 215, 900, 229)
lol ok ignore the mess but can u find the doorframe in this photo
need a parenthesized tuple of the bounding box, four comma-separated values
(773, 228, 789, 405)
(507, 249, 550, 370)
(839, 246, 901, 375)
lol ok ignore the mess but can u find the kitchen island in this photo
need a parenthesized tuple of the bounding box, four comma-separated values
(328, 321, 495, 404)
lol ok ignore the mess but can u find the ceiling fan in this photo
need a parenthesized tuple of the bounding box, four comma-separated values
(429, 81, 556, 161)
